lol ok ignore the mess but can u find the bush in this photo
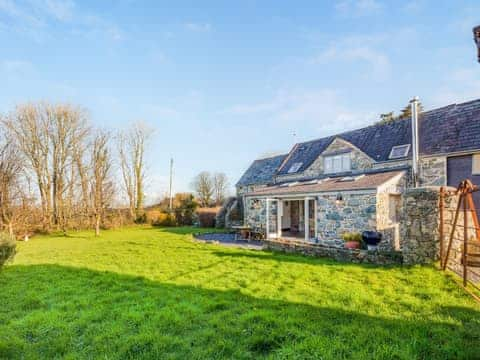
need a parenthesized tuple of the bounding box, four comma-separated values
(152, 213, 177, 227)
(174, 194, 198, 226)
(134, 212, 147, 224)
(197, 208, 218, 228)
(0, 232, 16, 268)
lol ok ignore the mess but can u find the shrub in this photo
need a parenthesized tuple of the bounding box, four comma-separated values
(174, 194, 198, 226)
(152, 213, 177, 227)
(0, 232, 16, 268)
(134, 212, 147, 224)
(197, 208, 218, 228)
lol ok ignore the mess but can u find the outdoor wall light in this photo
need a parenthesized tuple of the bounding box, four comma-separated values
(335, 193, 344, 205)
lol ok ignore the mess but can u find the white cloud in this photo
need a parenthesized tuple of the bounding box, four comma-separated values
(0, 0, 124, 42)
(184, 22, 211, 32)
(0, 0, 44, 27)
(429, 67, 480, 107)
(307, 32, 392, 82)
(1, 59, 34, 79)
(403, 0, 426, 12)
(43, 0, 75, 21)
(222, 89, 376, 137)
(312, 45, 390, 81)
(335, 0, 383, 17)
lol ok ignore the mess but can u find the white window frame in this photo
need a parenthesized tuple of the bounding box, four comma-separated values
(389, 144, 411, 160)
(288, 162, 303, 173)
(324, 153, 351, 174)
(473, 154, 480, 175)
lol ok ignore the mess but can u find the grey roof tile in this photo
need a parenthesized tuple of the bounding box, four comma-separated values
(236, 154, 287, 186)
(238, 98, 480, 185)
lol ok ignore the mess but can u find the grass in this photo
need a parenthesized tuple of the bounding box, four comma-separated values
(0, 226, 479, 359)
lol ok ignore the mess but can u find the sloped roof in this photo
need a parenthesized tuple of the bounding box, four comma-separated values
(420, 99, 480, 155)
(236, 154, 287, 186)
(277, 98, 480, 175)
(246, 170, 404, 197)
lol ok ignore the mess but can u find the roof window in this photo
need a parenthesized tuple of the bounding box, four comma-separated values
(287, 162, 303, 173)
(389, 144, 410, 159)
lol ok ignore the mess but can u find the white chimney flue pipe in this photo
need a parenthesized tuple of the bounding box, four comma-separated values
(410, 96, 420, 187)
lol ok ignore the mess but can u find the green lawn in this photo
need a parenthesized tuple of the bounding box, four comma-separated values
(0, 227, 479, 359)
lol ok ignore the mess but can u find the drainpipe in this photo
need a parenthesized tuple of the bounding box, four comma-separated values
(410, 96, 420, 187)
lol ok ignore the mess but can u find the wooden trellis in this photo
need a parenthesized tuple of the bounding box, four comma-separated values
(440, 180, 480, 291)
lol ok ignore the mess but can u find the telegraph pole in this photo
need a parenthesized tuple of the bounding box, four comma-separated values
(169, 158, 173, 210)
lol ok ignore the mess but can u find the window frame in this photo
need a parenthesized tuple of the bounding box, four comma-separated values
(287, 162, 303, 174)
(389, 144, 411, 160)
(323, 153, 351, 174)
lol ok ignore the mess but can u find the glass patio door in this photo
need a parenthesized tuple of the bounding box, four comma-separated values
(266, 199, 280, 239)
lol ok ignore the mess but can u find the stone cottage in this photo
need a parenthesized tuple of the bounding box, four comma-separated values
(236, 98, 480, 251)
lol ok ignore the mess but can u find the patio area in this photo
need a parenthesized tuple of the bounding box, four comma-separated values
(193, 232, 263, 250)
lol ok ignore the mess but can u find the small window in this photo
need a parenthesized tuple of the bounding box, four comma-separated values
(473, 154, 480, 175)
(389, 144, 410, 159)
(288, 162, 303, 173)
(324, 153, 351, 174)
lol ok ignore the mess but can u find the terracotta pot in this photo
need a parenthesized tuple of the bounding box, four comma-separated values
(345, 241, 360, 249)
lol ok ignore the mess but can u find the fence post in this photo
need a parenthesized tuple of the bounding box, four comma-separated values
(463, 193, 468, 287)
(443, 193, 463, 270)
(439, 187, 444, 267)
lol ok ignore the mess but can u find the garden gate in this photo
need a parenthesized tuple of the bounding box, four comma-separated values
(439, 180, 480, 296)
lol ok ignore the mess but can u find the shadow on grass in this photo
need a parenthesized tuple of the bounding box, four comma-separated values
(0, 264, 479, 359)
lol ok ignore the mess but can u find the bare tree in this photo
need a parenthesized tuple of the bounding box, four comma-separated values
(3, 103, 52, 230)
(117, 121, 150, 220)
(3, 102, 89, 233)
(91, 130, 113, 236)
(191, 171, 214, 207)
(213, 172, 229, 206)
(46, 104, 89, 232)
(0, 102, 153, 234)
(0, 130, 23, 236)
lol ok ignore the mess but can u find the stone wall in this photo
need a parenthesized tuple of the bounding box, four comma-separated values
(400, 186, 479, 282)
(420, 156, 446, 186)
(376, 192, 400, 251)
(375, 173, 406, 251)
(316, 192, 377, 241)
(245, 197, 278, 233)
(263, 239, 403, 265)
(400, 187, 442, 264)
(441, 190, 479, 283)
(237, 184, 267, 196)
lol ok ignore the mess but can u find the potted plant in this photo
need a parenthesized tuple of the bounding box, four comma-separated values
(362, 231, 382, 251)
(342, 232, 362, 249)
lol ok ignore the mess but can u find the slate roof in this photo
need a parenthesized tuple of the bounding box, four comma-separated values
(277, 98, 480, 175)
(420, 99, 480, 155)
(236, 154, 287, 186)
(237, 98, 480, 187)
(246, 170, 404, 197)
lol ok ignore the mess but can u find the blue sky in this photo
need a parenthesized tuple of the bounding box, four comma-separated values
(1, 0, 480, 202)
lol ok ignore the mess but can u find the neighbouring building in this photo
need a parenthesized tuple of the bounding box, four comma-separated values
(236, 98, 480, 251)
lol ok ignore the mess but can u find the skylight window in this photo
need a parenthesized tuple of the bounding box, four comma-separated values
(288, 162, 303, 173)
(338, 174, 365, 182)
(389, 144, 410, 159)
